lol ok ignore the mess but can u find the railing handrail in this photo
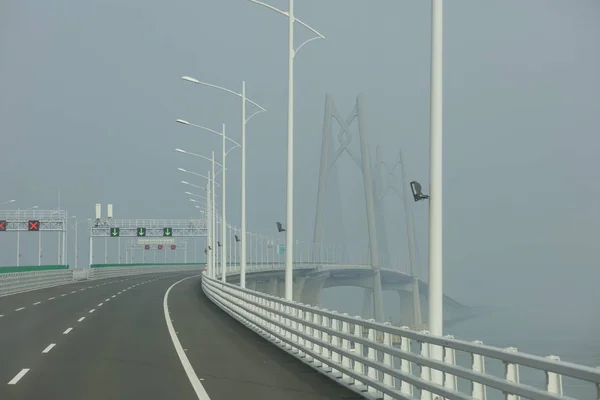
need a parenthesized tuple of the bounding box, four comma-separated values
(203, 274, 600, 386)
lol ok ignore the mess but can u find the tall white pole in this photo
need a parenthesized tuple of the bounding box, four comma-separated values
(64, 211, 68, 267)
(75, 221, 79, 269)
(240, 80, 248, 288)
(38, 231, 42, 266)
(206, 181, 212, 275)
(284, 0, 295, 301)
(428, 0, 444, 386)
(221, 123, 227, 283)
(16, 209, 20, 266)
(211, 152, 217, 278)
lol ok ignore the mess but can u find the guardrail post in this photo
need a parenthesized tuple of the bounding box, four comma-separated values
(471, 340, 487, 399)
(419, 330, 433, 400)
(321, 313, 331, 371)
(443, 335, 458, 391)
(399, 326, 414, 396)
(288, 305, 297, 350)
(330, 316, 342, 377)
(544, 355, 563, 395)
(366, 321, 379, 397)
(312, 312, 323, 367)
(304, 309, 314, 361)
(341, 315, 352, 382)
(503, 347, 520, 400)
(382, 322, 395, 400)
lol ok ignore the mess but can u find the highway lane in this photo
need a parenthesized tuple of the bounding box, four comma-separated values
(0, 274, 144, 316)
(1, 272, 198, 400)
(168, 276, 364, 400)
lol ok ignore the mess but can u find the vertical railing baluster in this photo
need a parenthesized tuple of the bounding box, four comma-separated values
(503, 347, 520, 400)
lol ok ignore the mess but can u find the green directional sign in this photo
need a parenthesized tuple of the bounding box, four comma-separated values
(137, 227, 146, 237)
(163, 227, 172, 237)
(110, 228, 120, 237)
(277, 244, 286, 254)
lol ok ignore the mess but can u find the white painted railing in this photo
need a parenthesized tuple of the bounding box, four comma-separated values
(0, 270, 76, 296)
(0, 265, 203, 296)
(203, 274, 600, 400)
(87, 265, 200, 279)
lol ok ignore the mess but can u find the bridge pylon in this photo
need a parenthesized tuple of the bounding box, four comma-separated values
(375, 148, 423, 327)
(313, 93, 385, 323)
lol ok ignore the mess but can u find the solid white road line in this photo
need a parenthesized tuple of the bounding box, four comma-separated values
(164, 275, 210, 400)
(42, 344, 56, 354)
(8, 369, 30, 385)
(78, 317, 85, 322)
(63, 328, 73, 335)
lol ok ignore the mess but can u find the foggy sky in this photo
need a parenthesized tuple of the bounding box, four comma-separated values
(1, 1, 599, 321)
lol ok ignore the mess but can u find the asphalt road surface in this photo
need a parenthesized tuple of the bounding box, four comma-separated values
(0, 273, 363, 399)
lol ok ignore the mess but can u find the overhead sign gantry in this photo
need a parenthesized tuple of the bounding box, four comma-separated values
(89, 204, 206, 265)
(0, 209, 68, 266)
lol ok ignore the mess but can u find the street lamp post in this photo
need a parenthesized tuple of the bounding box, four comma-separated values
(180, 77, 266, 289)
(175, 148, 223, 278)
(249, 0, 325, 300)
(176, 120, 241, 284)
(428, 0, 444, 387)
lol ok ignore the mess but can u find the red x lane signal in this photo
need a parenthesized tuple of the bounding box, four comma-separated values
(144, 245, 150, 250)
(170, 245, 176, 250)
(0, 220, 6, 231)
(157, 245, 163, 250)
(28, 220, 40, 231)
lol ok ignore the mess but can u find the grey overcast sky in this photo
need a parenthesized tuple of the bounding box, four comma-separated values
(1, 1, 599, 315)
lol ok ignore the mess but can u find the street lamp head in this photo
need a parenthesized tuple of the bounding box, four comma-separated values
(178, 168, 187, 172)
(409, 180, 430, 202)
(181, 180, 189, 185)
(176, 119, 191, 125)
(8, 200, 15, 203)
(185, 191, 192, 195)
(175, 148, 185, 154)
(32, 206, 39, 209)
(181, 76, 200, 84)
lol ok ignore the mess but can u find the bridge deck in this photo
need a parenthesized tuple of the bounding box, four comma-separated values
(0, 273, 362, 400)
(170, 276, 364, 399)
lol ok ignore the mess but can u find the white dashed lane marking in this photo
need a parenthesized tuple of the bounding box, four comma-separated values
(78, 317, 85, 322)
(8, 369, 30, 385)
(33, 302, 41, 306)
(63, 328, 73, 335)
(42, 344, 56, 354)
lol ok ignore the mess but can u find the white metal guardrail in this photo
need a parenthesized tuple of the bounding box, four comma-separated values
(0, 265, 203, 296)
(0, 270, 76, 297)
(87, 265, 200, 280)
(202, 274, 600, 400)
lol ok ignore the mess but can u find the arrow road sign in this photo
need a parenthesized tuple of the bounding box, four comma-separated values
(110, 228, 120, 237)
(137, 228, 146, 237)
(0, 220, 6, 231)
(163, 227, 172, 237)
